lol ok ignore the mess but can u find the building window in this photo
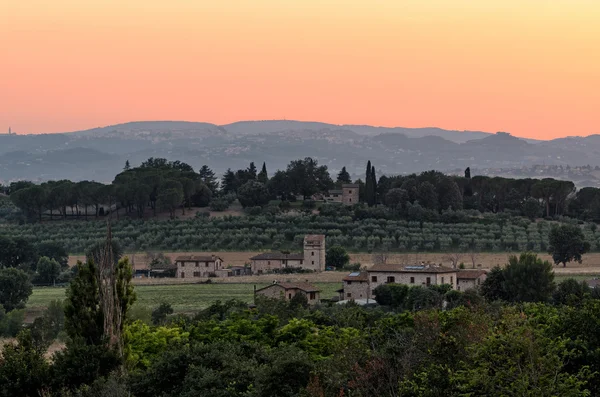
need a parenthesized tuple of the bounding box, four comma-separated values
(311, 252, 314, 256)
(426, 277, 431, 286)
(387, 276, 395, 283)
(267, 261, 270, 265)
(450, 276, 453, 284)
(193, 272, 200, 277)
(309, 292, 316, 300)
(195, 263, 199, 267)
(347, 281, 352, 285)
(181, 272, 185, 278)
(441, 277, 445, 284)
(205, 262, 209, 267)
(477, 278, 481, 285)
(288, 294, 292, 300)
(312, 261, 314, 265)
(371, 276, 377, 282)
(347, 292, 352, 298)
(300, 260, 303, 265)
(410, 277, 414, 284)
(349, 198, 352, 202)
(349, 190, 352, 194)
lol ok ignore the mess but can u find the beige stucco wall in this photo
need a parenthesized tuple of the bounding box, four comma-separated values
(457, 275, 486, 291)
(176, 259, 223, 278)
(369, 271, 458, 295)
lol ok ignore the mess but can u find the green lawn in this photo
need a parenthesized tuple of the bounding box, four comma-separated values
(28, 282, 342, 314)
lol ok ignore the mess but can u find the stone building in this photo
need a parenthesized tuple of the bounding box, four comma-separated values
(250, 234, 326, 273)
(324, 184, 359, 206)
(341, 272, 370, 300)
(255, 282, 320, 304)
(456, 270, 487, 291)
(340, 263, 459, 299)
(175, 255, 224, 279)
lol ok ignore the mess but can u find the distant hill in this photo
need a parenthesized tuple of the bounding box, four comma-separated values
(0, 120, 597, 183)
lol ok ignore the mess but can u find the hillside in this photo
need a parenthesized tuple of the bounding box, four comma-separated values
(0, 120, 598, 183)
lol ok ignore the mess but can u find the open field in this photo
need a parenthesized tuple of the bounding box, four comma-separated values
(27, 282, 343, 316)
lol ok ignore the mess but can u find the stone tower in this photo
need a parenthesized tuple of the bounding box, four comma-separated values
(341, 184, 359, 205)
(303, 235, 326, 272)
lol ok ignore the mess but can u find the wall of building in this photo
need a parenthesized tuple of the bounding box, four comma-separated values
(303, 239, 325, 272)
(343, 280, 370, 300)
(368, 271, 457, 296)
(251, 258, 304, 274)
(342, 186, 359, 206)
(257, 286, 320, 304)
(457, 275, 485, 291)
(176, 259, 223, 278)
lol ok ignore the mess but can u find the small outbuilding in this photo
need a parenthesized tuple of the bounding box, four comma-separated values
(255, 282, 321, 304)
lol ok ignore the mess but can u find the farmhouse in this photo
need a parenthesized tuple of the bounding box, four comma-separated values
(250, 234, 326, 273)
(255, 282, 320, 304)
(340, 263, 459, 300)
(456, 270, 487, 291)
(323, 184, 359, 206)
(175, 255, 224, 279)
(341, 271, 370, 300)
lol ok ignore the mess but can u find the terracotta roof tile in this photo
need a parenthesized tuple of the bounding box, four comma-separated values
(250, 252, 304, 260)
(343, 272, 368, 282)
(256, 282, 320, 293)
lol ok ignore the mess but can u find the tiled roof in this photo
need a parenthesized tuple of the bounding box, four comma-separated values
(250, 252, 304, 260)
(457, 270, 487, 280)
(328, 190, 343, 195)
(175, 255, 220, 262)
(369, 263, 457, 273)
(257, 282, 320, 293)
(343, 272, 368, 282)
(342, 184, 360, 188)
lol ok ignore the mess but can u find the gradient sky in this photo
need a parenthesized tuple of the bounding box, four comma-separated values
(1, 0, 599, 139)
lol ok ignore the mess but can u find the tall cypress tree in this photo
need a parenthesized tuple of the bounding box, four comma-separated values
(370, 166, 377, 206)
(258, 162, 268, 184)
(365, 161, 373, 205)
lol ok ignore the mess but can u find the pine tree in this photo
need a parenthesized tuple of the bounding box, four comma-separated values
(247, 162, 257, 180)
(123, 160, 130, 171)
(365, 161, 373, 205)
(258, 162, 268, 184)
(336, 166, 351, 184)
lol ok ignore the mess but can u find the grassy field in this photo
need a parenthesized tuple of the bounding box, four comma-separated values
(27, 282, 343, 315)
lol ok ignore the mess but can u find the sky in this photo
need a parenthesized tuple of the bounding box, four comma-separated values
(1, 0, 599, 139)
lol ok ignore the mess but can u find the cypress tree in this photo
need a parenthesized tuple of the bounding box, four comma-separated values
(258, 162, 268, 184)
(371, 166, 377, 206)
(365, 161, 372, 205)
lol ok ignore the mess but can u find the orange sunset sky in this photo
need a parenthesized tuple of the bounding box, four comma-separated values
(1, 0, 598, 139)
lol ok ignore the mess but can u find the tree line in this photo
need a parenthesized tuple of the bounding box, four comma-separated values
(5, 157, 600, 223)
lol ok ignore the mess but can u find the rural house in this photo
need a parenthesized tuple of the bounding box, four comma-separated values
(341, 271, 370, 300)
(255, 282, 320, 304)
(340, 263, 459, 300)
(456, 270, 487, 291)
(175, 255, 224, 279)
(250, 234, 326, 273)
(323, 184, 359, 206)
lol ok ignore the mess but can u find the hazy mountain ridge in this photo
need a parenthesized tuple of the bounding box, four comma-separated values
(0, 120, 598, 183)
